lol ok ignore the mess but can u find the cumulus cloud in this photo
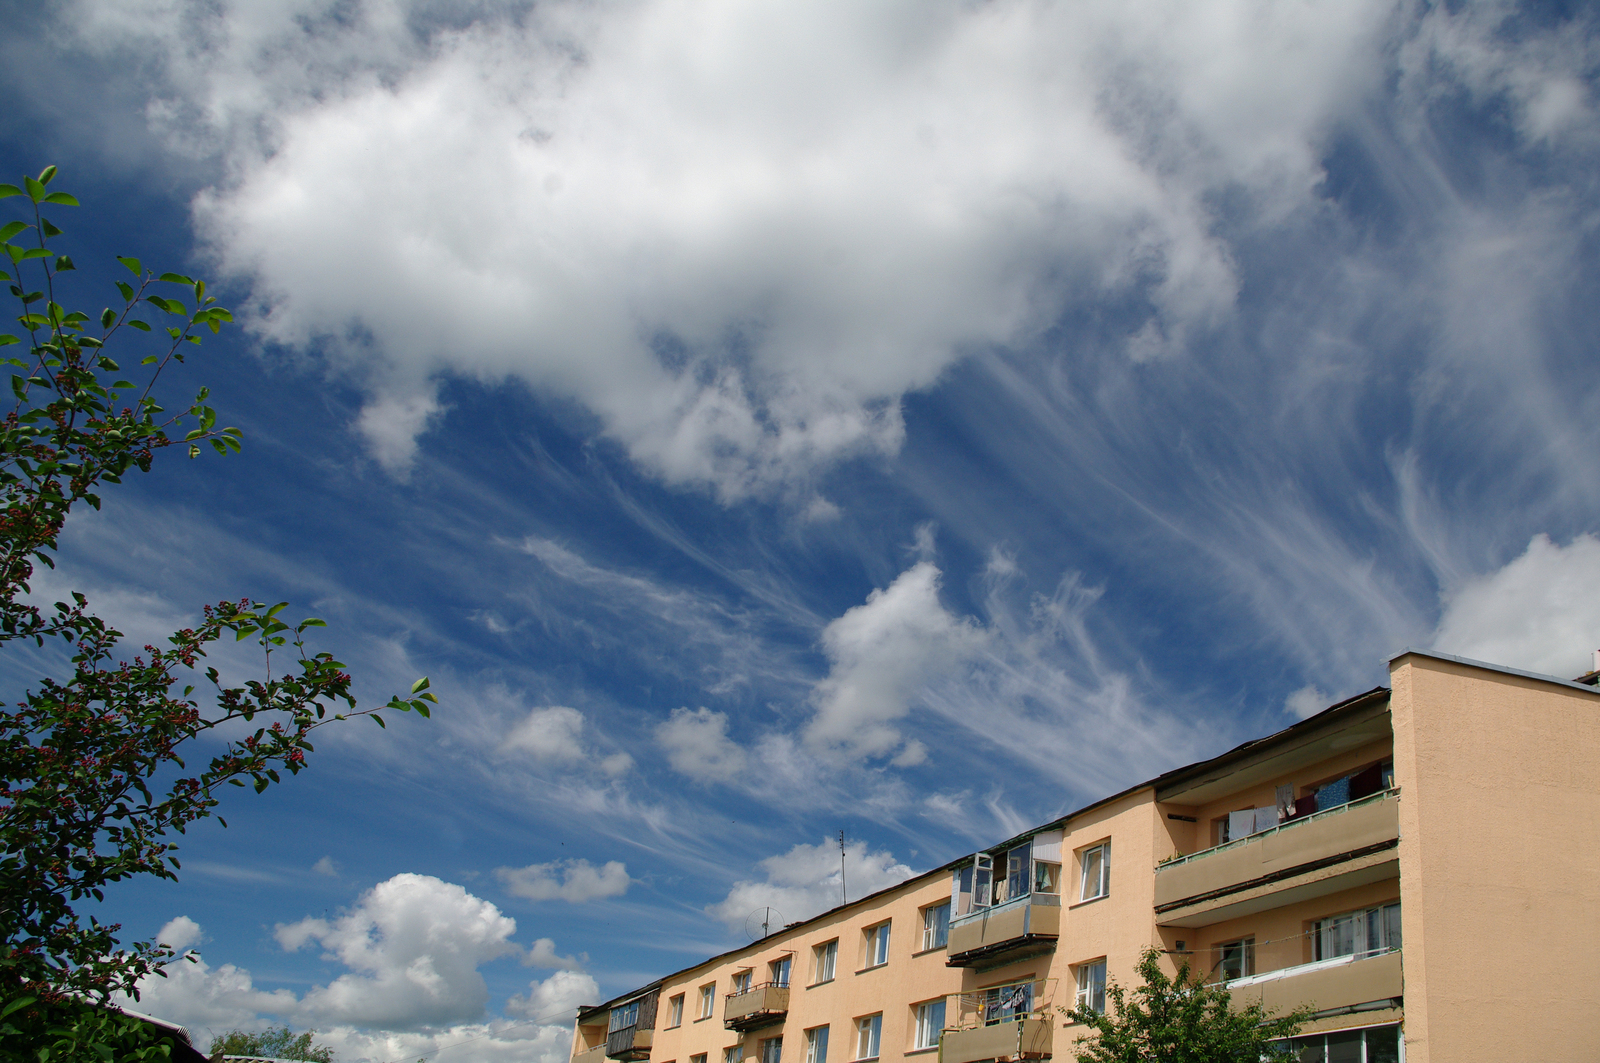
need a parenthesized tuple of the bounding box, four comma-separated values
(503, 706, 589, 762)
(525, 937, 587, 972)
(656, 707, 749, 782)
(1432, 534, 1600, 680)
(494, 859, 631, 903)
(275, 873, 519, 1030)
(806, 561, 985, 763)
(156, 915, 203, 954)
(115, 946, 299, 1033)
(506, 970, 602, 1024)
(1285, 685, 1330, 721)
(60, 0, 1406, 493)
(707, 838, 916, 932)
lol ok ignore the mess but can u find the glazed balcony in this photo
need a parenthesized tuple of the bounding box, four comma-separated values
(1154, 790, 1399, 926)
(946, 894, 1061, 968)
(605, 1027, 652, 1061)
(724, 982, 789, 1032)
(574, 1045, 609, 1063)
(1225, 948, 1403, 1016)
(940, 1017, 1054, 1063)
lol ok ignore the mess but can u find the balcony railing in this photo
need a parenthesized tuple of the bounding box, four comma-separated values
(946, 893, 1061, 967)
(1154, 789, 1400, 918)
(1223, 949, 1403, 1016)
(574, 1045, 609, 1063)
(724, 982, 789, 1032)
(940, 978, 1056, 1063)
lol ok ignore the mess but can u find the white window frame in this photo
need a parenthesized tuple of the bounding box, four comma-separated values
(698, 984, 716, 1020)
(855, 1014, 882, 1060)
(1315, 902, 1401, 961)
(1075, 960, 1107, 1014)
(921, 902, 950, 951)
(914, 999, 946, 1050)
(732, 969, 753, 994)
(1078, 841, 1111, 901)
(1217, 938, 1254, 981)
(770, 956, 792, 987)
(813, 939, 838, 984)
(804, 1026, 829, 1063)
(667, 993, 685, 1028)
(864, 922, 891, 968)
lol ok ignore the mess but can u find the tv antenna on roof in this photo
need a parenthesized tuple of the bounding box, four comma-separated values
(744, 907, 785, 942)
(839, 830, 848, 906)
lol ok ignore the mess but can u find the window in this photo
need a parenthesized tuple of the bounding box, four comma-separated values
(855, 1014, 882, 1060)
(1218, 939, 1254, 981)
(982, 981, 1032, 1025)
(770, 956, 792, 987)
(805, 1026, 829, 1063)
(698, 985, 716, 1020)
(1078, 842, 1110, 901)
(1281, 1024, 1400, 1063)
(1075, 961, 1107, 1014)
(732, 970, 753, 994)
(1033, 861, 1061, 894)
(921, 902, 950, 951)
(760, 1037, 782, 1063)
(813, 940, 838, 984)
(725, 1047, 744, 1063)
(914, 999, 946, 1050)
(972, 852, 993, 908)
(667, 994, 685, 1028)
(610, 1000, 640, 1031)
(999, 843, 1032, 904)
(863, 922, 891, 968)
(1315, 903, 1401, 961)
(692, 1054, 708, 1063)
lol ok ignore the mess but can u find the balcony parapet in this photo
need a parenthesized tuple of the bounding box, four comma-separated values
(939, 1017, 1053, 1063)
(574, 1045, 609, 1063)
(946, 894, 1060, 968)
(724, 983, 789, 1032)
(1224, 949, 1403, 1017)
(1154, 790, 1400, 918)
(605, 1028, 652, 1061)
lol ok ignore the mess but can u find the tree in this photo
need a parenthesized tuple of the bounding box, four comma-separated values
(209, 1025, 335, 1062)
(0, 167, 437, 1057)
(1060, 948, 1311, 1062)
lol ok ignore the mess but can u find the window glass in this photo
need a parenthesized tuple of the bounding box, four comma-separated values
(725, 1047, 744, 1063)
(1079, 843, 1110, 901)
(922, 902, 950, 950)
(855, 1014, 882, 1059)
(610, 1001, 640, 1031)
(668, 994, 685, 1028)
(805, 1027, 829, 1063)
(699, 985, 716, 1019)
(1316, 903, 1400, 960)
(1033, 861, 1061, 894)
(814, 940, 837, 983)
(733, 970, 752, 994)
(760, 1037, 782, 1063)
(983, 982, 1033, 1025)
(1075, 961, 1107, 1014)
(973, 853, 993, 908)
(1218, 939, 1254, 981)
(770, 957, 791, 987)
(865, 923, 891, 967)
(915, 1000, 946, 1049)
(1005, 844, 1032, 902)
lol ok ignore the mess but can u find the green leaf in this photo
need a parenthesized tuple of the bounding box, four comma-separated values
(41, 218, 63, 237)
(0, 183, 22, 198)
(116, 280, 134, 302)
(101, 308, 116, 328)
(128, 320, 150, 332)
(38, 164, 57, 185)
(24, 175, 46, 201)
(117, 256, 142, 276)
(371, 714, 386, 728)
(18, 247, 49, 261)
(0, 995, 34, 1020)
(0, 221, 26, 241)
(42, 192, 79, 206)
(0, 335, 17, 346)
(158, 272, 193, 284)
(54, 255, 74, 271)
(411, 676, 432, 694)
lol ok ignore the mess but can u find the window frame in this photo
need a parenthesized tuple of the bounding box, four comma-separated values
(1314, 902, 1401, 961)
(804, 1026, 829, 1063)
(863, 922, 891, 969)
(914, 998, 947, 1050)
(1217, 938, 1255, 981)
(1077, 841, 1111, 902)
(732, 969, 753, 995)
(1074, 959, 1107, 1015)
(725, 1046, 744, 1063)
(813, 939, 838, 984)
(697, 984, 716, 1020)
(770, 956, 792, 987)
(759, 1037, 783, 1063)
(920, 902, 950, 952)
(854, 1014, 882, 1060)
(667, 993, 685, 1029)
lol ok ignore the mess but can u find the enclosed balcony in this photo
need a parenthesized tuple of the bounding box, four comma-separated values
(606, 1029, 652, 1061)
(946, 894, 1061, 968)
(1154, 790, 1400, 926)
(724, 982, 789, 1032)
(574, 1045, 609, 1063)
(604, 989, 659, 1062)
(939, 977, 1055, 1063)
(1225, 949, 1403, 1017)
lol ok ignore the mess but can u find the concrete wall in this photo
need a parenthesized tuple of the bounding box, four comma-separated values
(1391, 653, 1600, 1063)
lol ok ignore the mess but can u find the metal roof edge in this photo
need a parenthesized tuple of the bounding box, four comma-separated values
(1387, 647, 1600, 696)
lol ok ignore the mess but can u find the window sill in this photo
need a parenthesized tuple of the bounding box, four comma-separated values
(693, 1016, 714, 1023)
(856, 1057, 880, 1062)
(907, 1048, 940, 1056)
(807, 978, 835, 989)
(855, 963, 888, 974)
(1069, 894, 1108, 910)
(911, 946, 947, 958)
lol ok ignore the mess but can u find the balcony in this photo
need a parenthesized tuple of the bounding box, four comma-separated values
(724, 983, 789, 1032)
(1154, 790, 1399, 926)
(940, 1017, 1054, 1063)
(605, 1028, 652, 1061)
(946, 894, 1061, 968)
(1224, 949, 1403, 1016)
(575, 1046, 609, 1063)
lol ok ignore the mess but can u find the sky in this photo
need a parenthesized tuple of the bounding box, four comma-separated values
(2, 0, 1599, 1059)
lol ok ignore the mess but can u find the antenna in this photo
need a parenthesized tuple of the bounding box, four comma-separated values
(838, 830, 848, 906)
(743, 907, 785, 941)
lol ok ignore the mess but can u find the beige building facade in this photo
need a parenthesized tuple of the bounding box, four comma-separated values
(571, 650, 1600, 1063)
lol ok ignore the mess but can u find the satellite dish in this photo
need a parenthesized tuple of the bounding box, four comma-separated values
(744, 907, 785, 941)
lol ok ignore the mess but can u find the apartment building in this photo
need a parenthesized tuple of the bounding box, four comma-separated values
(570, 650, 1600, 1063)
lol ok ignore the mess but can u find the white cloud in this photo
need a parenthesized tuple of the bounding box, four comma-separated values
(353, 389, 444, 477)
(275, 873, 519, 1030)
(62, 0, 1405, 496)
(116, 949, 299, 1033)
(503, 706, 589, 762)
(506, 970, 602, 1024)
(312, 856, 339, 877)
(656, 707, 749, 782)
(156, 915, 203, 954)
(524, 937, 586, 972)
(1432, 534, 1600, 680)
(707, 838, 916, 932)
(806, 561, 985, 762)
(493, 859, 631, 903)
(1285, 685, 1330, 721)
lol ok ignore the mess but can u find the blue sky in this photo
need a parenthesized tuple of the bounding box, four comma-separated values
(3, 0, 1599, 1059)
